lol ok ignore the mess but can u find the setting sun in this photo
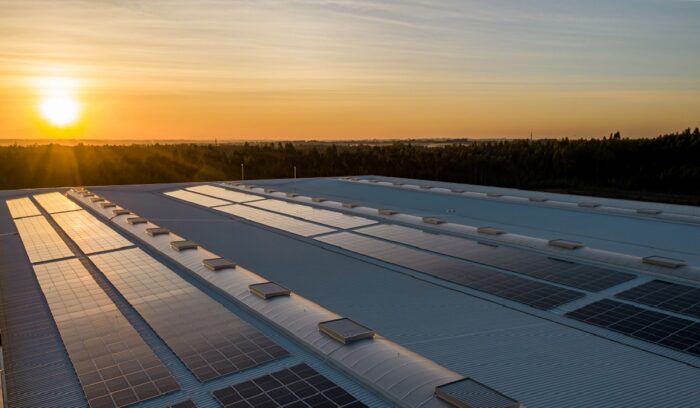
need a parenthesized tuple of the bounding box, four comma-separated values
(36, 76, 82, 128)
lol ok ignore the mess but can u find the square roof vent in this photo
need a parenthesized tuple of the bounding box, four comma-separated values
(286, 192, 300, 197)
(368, 179, 379, 183)
(127, 216, 147, 225)
(486, 193, 503, 198)
(100, 202, 116, 209)
(170, 240, 198, 251)
(549, 239, 584, 250)
(477, 226, 506, 235)
(423, 217, 446, 225)
(203, 258, 236, 271)
(112, 209, 131, 216)
(435, 378, 523, 408)
(146, 227, 170, 237)
(73, 187, 86, 193)
(529, 197, 548, 202)
(392, 182, 405, 186)
(249, 282, 291, 299)
(451, 188, 465, 193)
(637, 208, 662, 215)
(264, 188, 277, 193)
(90, 197, 105, 203)
(342, 202, 358, 208)
(578, 202, 600, 208)
(378, 209, 398, 216)
(82, 192, 95, 197)
(643, 256, 687, 269)
(319, 318, 375, 344)
(312, 197, 327, 202)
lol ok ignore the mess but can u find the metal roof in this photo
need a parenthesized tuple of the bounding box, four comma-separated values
(2, 176, 700, 408)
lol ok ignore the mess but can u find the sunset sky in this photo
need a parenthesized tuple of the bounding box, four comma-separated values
(1, 0, 698, 140)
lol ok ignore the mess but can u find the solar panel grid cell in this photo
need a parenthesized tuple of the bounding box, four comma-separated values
(5, 197, 42, 219)
(616, 280, 700, 319)
(164, 190, 230, 207)
(186, 185, 263, 203)
(13, 216, 74, 263)
(316, 232, 583, 310)
(33, 192, 82, 214)
(33, 259, 178, 408)
(90, 248, 289, 382)
(248, 199, 377, 229)
(216, 204, 335, 237)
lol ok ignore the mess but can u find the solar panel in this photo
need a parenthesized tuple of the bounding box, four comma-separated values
(186, 185, 263, 203)
(216, 204, 335, 237)
(164, 190, 230, 207)
(51, 210, 133, 254)
(435, 378, 523, 408)
(33, 192, 82, 213)
(566, 299, 700, 357)
(90, 248, 289, 382)
(356, 224, 634, 292)
(33, 259, 179, 408)
(212, 363, 367, 408)
(248, 199, 377, 229)
(13, 216, 74, 263)
(5, 197, 41, 219)
(616, 280, 700, 319)
(317, 232, 583, 310)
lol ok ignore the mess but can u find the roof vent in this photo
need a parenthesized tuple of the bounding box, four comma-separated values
(318, 318, 375, 344)
(451, 188, 465, 193)
(203, 258, 236, 271)
(423, 217, 446, 225)
(90, 197, 105, 203)
(73, 187, 86, 193)
(146, 227, 170, 237)
(342, 202, 358, 208)
(549, 239, 584, 250)
(435, 378, 523, 408)
(419, 185, 433, 189)
(82, 192, 95, 197)
(477, 226, 506, 235)
(392, 182, 405, 186)
(100, 202, 116, 209)
(486, 193, 503, 198)
(312, 197, 327, 202)
(112, 209, 131, 216)
(637, 208, 662, 215)
(170, 240, 198, 251)
(249, 282, 291, 299)
(244, 185, 256, 189)
(126, 216, 147, 225)
(368, 179, 379, 183)
(378, 209, 398, 216)
(529, 197, 548, 202)
(286, 192, 300, 197)
(264, 188, 277, 193)
(578, 202, 600, 208)
(642, 256, 687, 269)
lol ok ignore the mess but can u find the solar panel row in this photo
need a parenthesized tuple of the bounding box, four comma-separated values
(50, 211, 133, 255)
(33, 259, 179, 408)
(90, 248, 289, 382)
(316, 232, 584, 310)
(566, 299, 700, 357)
(186, 185, 263, 203)
(13, 216, 74, 263)
(164, 190, 230, 207)
(617, 280, 700, 319)
(33, 192, 82, 214)
(5, 197, 41, 219)
(356, 224, 635, 292)
(249, 199, 377, 229)
(216, 204, 335, 237)
(212, 363, 367, 408)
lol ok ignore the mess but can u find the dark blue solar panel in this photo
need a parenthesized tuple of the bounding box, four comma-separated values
(616, 280, 700, 319)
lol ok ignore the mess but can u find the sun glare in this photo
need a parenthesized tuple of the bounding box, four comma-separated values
(36, 76, 82, 127)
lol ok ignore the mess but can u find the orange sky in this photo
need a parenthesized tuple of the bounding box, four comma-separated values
(1, 0, 698, 140)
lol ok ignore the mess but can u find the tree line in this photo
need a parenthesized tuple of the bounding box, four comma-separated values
(1, 128, 699, 205)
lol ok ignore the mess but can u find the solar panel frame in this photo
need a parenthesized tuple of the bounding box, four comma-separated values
(248, 199, 377, 229)
(216, 204, 335, 237)
(211, 363, 367, 408)
(316, 232, 584, 310)
(566, 299, 700, 357)
(164, 190, 230, 207)
(5, 197, 42, 219)
(616, 280, 700, 319)
(51, 210, 133, 254)
(185, 185, 264, 203)
(90, 248, 289, 382)
(33, 192, 82, 214)
(33, 258, 179, 408)
(13, 216, 74, 263)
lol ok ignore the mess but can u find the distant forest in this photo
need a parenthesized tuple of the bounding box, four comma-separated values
(1, 128, 699, 205)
